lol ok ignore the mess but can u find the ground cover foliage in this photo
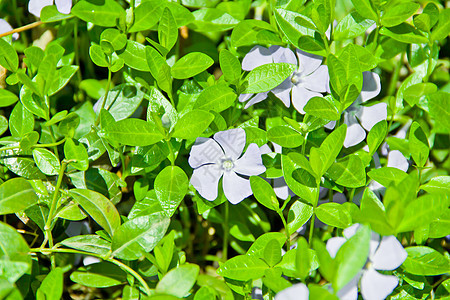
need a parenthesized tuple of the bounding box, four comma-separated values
(0, 0, 449, 299)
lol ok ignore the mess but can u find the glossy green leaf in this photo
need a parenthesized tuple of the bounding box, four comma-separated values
(64, 138, 89, 171)
(367, 120, 387, 155)
(0, 39, 19, 72)
(380, 23, 428, 44)
(101, 118, 164, 147)
(0, 89, 18, 107)
(101, 28, 127, 51)
(71, 0, 125, 27)
(409, 121, 429, 168)
(247, 232, 287, 258)
(69, 189, 121, 237)
(217, 255, 268, 281)
(194, 84, 236, 113)
(219, 49, 241, 83)
(156, 264, 200, 297)
(263, 239, 282, 267)
(129, 0, 166, 32)
(58, 112, 81, 138)
(146, 46, 172, 95)
(350, 0, 377, 21)
(304, 96, 340, 121)
(32, 148, 60, 176)
(0, 178, 38, 215)
(159, 8, 178, 52)
(431, 8, 450, 41)
(267, 126, 303, 148)
(172, 110, 214, 139)
(428, 92, 450, 134)
(334, 11, 375, 40)
(9, 102, 34, 137)
(250, 176, 278, 211)
(243, 63, 296, 94)
(36, 267, 64, 300)
(421, 176, 450, 194)
(381, 2, 419, 27)
(403, 246, 450, 276)
(171, 52, 214, 79)
(287, 200, 313, 234)
(70, 262, 127, 288)
(154, 166, 189, 217)
(117, 40, 150, 72)
(111, 212, 170, 260)
(60, 235, 111, 256)
(316, 203, 352, 229)
(327, 155, 366, 188)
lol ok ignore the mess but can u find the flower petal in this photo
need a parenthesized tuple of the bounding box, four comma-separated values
(241, 46, 275, 71)
(190, 165, 223, 201)
(239, 93, 253, 103)
(275, 283, 309, 300)
(272, 46, 297, 65)
(372, 236, 407, 271)
(361, 269, 398, 300)
(357, 103, 387, 131)
(326, 237, 347, 258)
(272, 78, 292, 107)
(273, 177, 293, 200)
(302, 65, 329, 93)
(243, 92, 269, 109)
(55, 0, 72, 14)
(28, 0, 53, 17)
(234, 143, 266, 176)
(325, 121, 336, 130)
(223, 171, 252, 204)
(387, 150, 408, 172)
(344, 123, 366, 148)
(188, 138, 224, 168)
(259, 144, 272, 155)
(296, 49, 323, 75)
(337, 275, 359, 300)
(343, 223, 361, 238)
(214, 128, 246, 160)
(0, 19, 19, 40)
(360, 72, 381, 102)
(291, 84, 321, 114)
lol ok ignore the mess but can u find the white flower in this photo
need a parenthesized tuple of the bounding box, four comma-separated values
(326, 72, 385, 148)
(29, 0, 72, 18)
(240, 45, 329, 113)
(188, 128, 266, 204)
(326, 224, 407, 300)
(0, 19, 19, 40)
(275, 283, 309, 300)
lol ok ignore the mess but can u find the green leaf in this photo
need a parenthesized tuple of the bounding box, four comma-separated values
(350, 0, 377, 21)
(172, 110, 214, 139)
(219, 49, 241, 83)
(263, 239, 282, 267)
(58, 112, 81, 138)
(304, 96, 340, 121)
(231, 19, 281, 48)
(171, 52, 214, 79)
(360, 188, 393, 236)
(71, 0, 125, 27)
(0, 39, 19, 72)
(101, 28, 126, 51)
(32, 148, 60, 176)
(0, 178, 38, 215)
(274, 8, 316, 49)
(190, 8, 239, 32)
(9, 102, 34, 137)
(49, 66, 79, 96)
(421, 176, 450, 194)
(327, 155, 366, 188)
(282, 154, 317, 205)
(156, 264, 200, 297)
(250, 176, 278, 211)
(367, 120, 387, 155)
(111, 212, 170, 260)
(403, 83, 437, 107)
(409, 121, 429, 168)
(217, 255, 268, 281)
(334, 11, 375, 41)
(267, 126, 303, 148)
(69, 189, 121, 237)
(159, 8, 178, 52)
(396, 193, 449, 233)
(367, 167, 408, 187)
(60, 235, 111, 256)
(247, 232, 287, 258)
(431, 8, 450, 41)
(101, 118, 164, 147)
(313, 238, 335, 282)
(36, 267, 64, 300)
(70, 262, 127, 288)
(381, 2, 419, 27)
(146, 46, 172, 95)
(0, 89, 19, 107)
(316, 203, 352, 228)
(154, 166, 189, 217)
(64, 138, 89, 171)
(287, 200, 314, 234)
(117, 40, 150, 72)
(243, 63, 296, 94)
(295, 237, 311, 280)
(0, 221, 31, 283)
(129, 0, 166, 32)
(334, 224, 370, 292)
(428, 92, 450, 134)
(0, 116, 8, 136)
(380, 23, 428, 44)
(194, 84, 236, 113)
(403, 246, 450, 276)
(89, 43, 108, 67)
(99, 84, 145, 121)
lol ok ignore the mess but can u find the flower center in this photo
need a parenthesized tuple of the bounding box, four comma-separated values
(291, 72, 304, 85)
(221, 159, 234, 171)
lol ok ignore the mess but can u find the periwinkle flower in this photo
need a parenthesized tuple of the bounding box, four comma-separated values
(188, 128, 266, 204)
(326, 224, 407, 300)
(240, 46, 329, 113)
(0, 19, 19, 40)
(29, 0, 72, 18)
(275, 283, 309, 300)
(326, 71, 386, 148)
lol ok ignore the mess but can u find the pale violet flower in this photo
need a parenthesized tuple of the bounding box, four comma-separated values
(275, 283, 309, 300)
(326, 224, 407, 300)
(326, 71, 386, 148)
(189, 128, 266, 204)
(0, 19, 19, 40)
(240, 46, 329, 113)
(29, 0, 72, 18)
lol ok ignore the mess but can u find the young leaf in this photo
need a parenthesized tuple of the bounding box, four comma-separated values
(0, 39, 19, 72)
(156, 264, 200, 297)
(100, 118, 164, 147)
(9, 102, 34, 138)
(250, 176, 278, 211)
(0, 89, 19, 107)
(154, 166, 189, 217)
(267, 126, 304, 148)
(263, 239, 282, 267)
(159, 8, 178, 52)
(32, 148, 60, 176)
(403, 246, 450, 276)
(409, 121, 429, 168)
(367, 120, 387, 155)
(217, 255, 268, 281)
(64, 138, 89, 171)
(171, 110, 214, 139)
(0, 178, 39, 215)
(242, 63, 296, 94)
(171, 52, 214, 79)
(194, 84, 236, 113)
(350, 0, 377, 21)
(316, 203, 352, 228)
(327, 155, 366, 188)
(60, 235, 111, 256)
(287, 200, 314, 234)
(219, 49, 241, 83)
(381, 2, 420, 27)
(36, 267, 64, 300)
(70, 262, 127, 288)
(71, 0, 125, 27)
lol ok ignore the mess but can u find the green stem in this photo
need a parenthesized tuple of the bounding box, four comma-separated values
(423, 42, 434, 83)
(222, 201, 230, 261)
(74, 19, 82, 85)
(30, 247, 151, 296)
(95, 65, 112, 126)
(309, 180, 321, 247)
(277, 210, 290, 250)
(166, 139, 176, 165)
(0, 138, 67, 152)
(387, 52, 404, 96)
